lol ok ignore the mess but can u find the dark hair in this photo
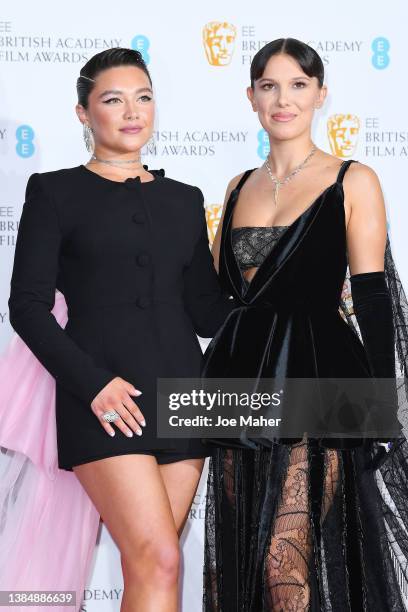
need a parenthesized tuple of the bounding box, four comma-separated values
(250, 38, 324, 88)
(76, 47, 152, 108)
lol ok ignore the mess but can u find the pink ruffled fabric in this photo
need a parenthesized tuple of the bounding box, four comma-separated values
(0, 291, 100, 612)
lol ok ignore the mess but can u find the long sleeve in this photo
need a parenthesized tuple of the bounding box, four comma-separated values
(183, 188, 236, 338)
(8, 173, 117, 406)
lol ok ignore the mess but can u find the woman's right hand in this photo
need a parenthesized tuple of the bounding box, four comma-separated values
(90, 377, 145, 437)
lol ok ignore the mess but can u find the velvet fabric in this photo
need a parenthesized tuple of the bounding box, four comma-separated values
(202, 160, 408, 611)
(350, 271, 396, 379)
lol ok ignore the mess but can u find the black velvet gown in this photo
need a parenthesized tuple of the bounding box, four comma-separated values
(202, 160, 408, 611)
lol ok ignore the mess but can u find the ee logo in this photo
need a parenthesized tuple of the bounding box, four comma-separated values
(371, 37, 390, 70)
(16, 125, 35, 158)
(257, 129, 270, 160)
(131, 35, 150, 65)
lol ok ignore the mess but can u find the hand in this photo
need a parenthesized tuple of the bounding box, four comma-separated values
(91, 377, 145, 437)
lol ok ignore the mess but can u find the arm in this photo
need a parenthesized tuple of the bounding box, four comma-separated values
(8, 173, 117, 406)
(345, 163, 387, 275)
(183, 187, 236, 338)
(211, 172, 245, 273)
(345, 163, 395, 378)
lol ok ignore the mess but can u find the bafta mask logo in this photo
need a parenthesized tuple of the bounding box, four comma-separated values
(205, 204, 223, 246)
(203, 21, 237, 66)
(327, 114, 360, 158)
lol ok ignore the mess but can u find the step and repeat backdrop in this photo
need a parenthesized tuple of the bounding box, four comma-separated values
(1, 1, 407, 610)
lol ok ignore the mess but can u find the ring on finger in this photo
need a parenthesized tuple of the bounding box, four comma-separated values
(102, 410, 120, 423)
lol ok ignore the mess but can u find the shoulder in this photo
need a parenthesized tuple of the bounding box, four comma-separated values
(343, 160, 382, 193)
(342, 161, 384, 210)
(25, 166, 83, 194)
(227, 170, 252, 192)
(28, 166, 81, 182)
(21, 170, 82, 225)
(158, 173, 200, 194)
(343, 161, 385, 220)
(158, 174, 204, 206)
(221, 169, 254, 205)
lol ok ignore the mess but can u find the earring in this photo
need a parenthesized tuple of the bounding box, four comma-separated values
(83, 124, 94, 153)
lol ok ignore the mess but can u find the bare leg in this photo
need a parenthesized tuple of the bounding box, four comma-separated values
(73, 454, 179, 612)
(159, 458, 205, 535)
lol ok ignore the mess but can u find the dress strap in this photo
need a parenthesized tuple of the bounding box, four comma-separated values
(235, 168, 257, 192)
(336, 159, 357, 184)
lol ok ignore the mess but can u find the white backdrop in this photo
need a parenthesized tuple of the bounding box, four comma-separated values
(1, 1, 408, 610)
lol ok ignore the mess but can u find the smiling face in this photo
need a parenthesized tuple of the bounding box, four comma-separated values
(247, 53, 327, 142)
(76, 65, 154, 156)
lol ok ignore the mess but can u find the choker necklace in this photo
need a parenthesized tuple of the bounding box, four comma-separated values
(89, 154, 143, 171)
(264, 144, 317, 207)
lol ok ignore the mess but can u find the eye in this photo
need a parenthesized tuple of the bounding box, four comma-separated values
(293, 81, 307, 88)
(139, 95, 153, 102)
(261, 83, 275, 90)
(103, 97, 121, 104)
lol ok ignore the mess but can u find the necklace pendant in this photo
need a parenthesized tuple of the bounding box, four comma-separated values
(264, 144, 318, 207)
(274, 182, 279, 207)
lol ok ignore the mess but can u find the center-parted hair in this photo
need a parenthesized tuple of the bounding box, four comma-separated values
(250, 38, 325, 88)
(77, 47, 153, 108)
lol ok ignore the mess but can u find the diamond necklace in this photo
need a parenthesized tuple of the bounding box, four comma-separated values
(89, 154, 143, 171)
(264, 144, 317, 206)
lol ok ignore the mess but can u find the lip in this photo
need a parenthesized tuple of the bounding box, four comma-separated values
(271, 113, 296, 122)
(120, 127, 143, 134)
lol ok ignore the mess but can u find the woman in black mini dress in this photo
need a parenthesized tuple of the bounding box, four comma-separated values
(8, 48, 233, 611)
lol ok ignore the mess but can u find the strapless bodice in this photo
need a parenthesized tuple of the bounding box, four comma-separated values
(231, 226, 289, 272)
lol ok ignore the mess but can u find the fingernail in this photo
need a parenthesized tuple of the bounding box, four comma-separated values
(127, 431, 133, 437)
(136, 429, 143, 436)
(141, 419, 146, 427)
(109, 431, 115, 437)
(133, 389, 142, 396)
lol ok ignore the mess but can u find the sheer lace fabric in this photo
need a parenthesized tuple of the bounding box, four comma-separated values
(232, 226, 289, 271)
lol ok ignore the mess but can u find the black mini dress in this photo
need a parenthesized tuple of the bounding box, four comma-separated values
(8, 166, 234, 470)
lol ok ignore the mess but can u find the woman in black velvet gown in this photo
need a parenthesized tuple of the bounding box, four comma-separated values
(202, 38, 408, 611)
